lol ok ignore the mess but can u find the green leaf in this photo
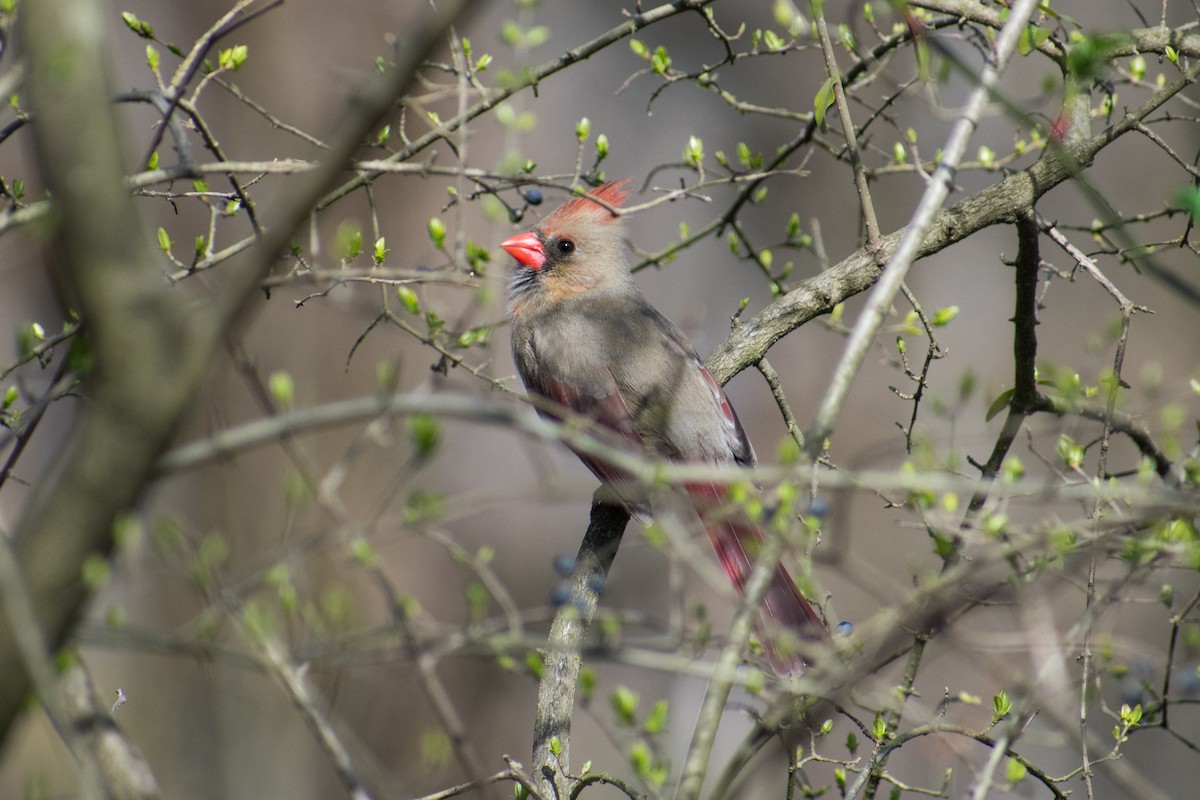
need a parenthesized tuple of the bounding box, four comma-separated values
(813, 76, 836, 132)
(871, 713, 887, 741)
(1175, 186, 1200, 221)
(651, 45, 672, 75)
(1007, 756, 1027, 783)
(397, 285, 420, 314)
(337, 223, 362, 259)
(218, 45, 248, 71)
(578, 668, 596, 701)
(157, 227, 171, 253)
(424, 310, 444, 336)
(408, 413, 441, 460)
(121, 11, 154, 38)
(373, 237, 389, 264)
(1119, 702, 1143, 727)
(1018, 24, 1051, 56)
(985, 388, 1014, 421)
(931, 305, 959, 326)
(611, 685, 639, 725)
(644, 699, 668, 733)
(525, 650, 544, 679)
(575, 117, 590, 142)
(350, 538, 376, 566)
(404, 490, 445, 523)
(82, 555, 111, 589)
(1056, 434, 1084, 470)
(992, 688, 1012, 723)
(1129, 54, 1146, 80)
(427, 216, 446, 248)
(268, 371, 295, 408)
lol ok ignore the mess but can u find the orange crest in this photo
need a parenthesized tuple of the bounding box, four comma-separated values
(544, 179, 631, 228)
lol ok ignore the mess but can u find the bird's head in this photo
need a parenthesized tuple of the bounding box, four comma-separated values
(502, 180, 632, 315)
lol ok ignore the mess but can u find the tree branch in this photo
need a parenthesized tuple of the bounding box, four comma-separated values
(533, 500, 629, 800)
(705, 56, 1200, 386)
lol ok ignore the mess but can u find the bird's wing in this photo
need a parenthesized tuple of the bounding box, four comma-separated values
(642, 303, 756, 468)
(519, 339, 646, 494)
(696, 362, 756, 468)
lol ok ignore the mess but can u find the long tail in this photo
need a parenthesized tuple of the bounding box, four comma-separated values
(687, 483, 826, 676)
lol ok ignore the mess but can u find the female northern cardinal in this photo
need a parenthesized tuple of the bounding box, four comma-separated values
(501, 180, 825, 675)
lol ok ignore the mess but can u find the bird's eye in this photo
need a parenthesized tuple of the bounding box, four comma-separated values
(556, 239, 575, 255)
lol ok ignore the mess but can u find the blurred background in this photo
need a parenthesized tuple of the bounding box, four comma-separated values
(1, 0, 1198, 797)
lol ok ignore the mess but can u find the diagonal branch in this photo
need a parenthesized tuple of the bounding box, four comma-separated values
(705, 55, 1200, 386)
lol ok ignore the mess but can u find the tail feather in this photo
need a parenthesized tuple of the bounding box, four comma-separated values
(687, 483, 826, 676)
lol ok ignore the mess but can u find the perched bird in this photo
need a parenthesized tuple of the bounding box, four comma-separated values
(501, 179, 825, 675)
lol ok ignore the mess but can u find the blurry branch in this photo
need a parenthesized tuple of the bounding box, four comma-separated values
(0, 536, 105, 798)
(59, 663, 163, 800)
(367, 561, 494, 783)
(0, 0, 472, 745)
(155, 390, 1191, 510)
(257, 636, 375, 800)
(802, 0, 1042, 455)
(676, 517, 793, 800)
(705, 55, 1200, 387)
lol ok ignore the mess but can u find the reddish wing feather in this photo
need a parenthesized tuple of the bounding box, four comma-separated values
(687, 482, 826, 676)
(698, 365, 756, 467)
(531, 370, 645, 496)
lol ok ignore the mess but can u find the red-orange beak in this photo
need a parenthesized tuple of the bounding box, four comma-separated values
(500, 232, 545, 270)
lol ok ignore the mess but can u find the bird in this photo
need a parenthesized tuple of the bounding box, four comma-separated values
(501, 179, 825, 675)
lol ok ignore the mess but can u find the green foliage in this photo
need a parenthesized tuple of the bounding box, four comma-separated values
(1067, 32, 1134, 81)
(427, 217, 447, 249)
(268, 371, 294, 409)
(813, 77, 836, 132)
(404, 490, 445, 523)
(121, 11, 155, 38)
(397, 285, 421, 315)
(337, 222, 363, 260)
(992, 689, 1012, 724)
(408, 413, 441, 460)
(218, 45, 249, 71)
(610, 684, 639, 725)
